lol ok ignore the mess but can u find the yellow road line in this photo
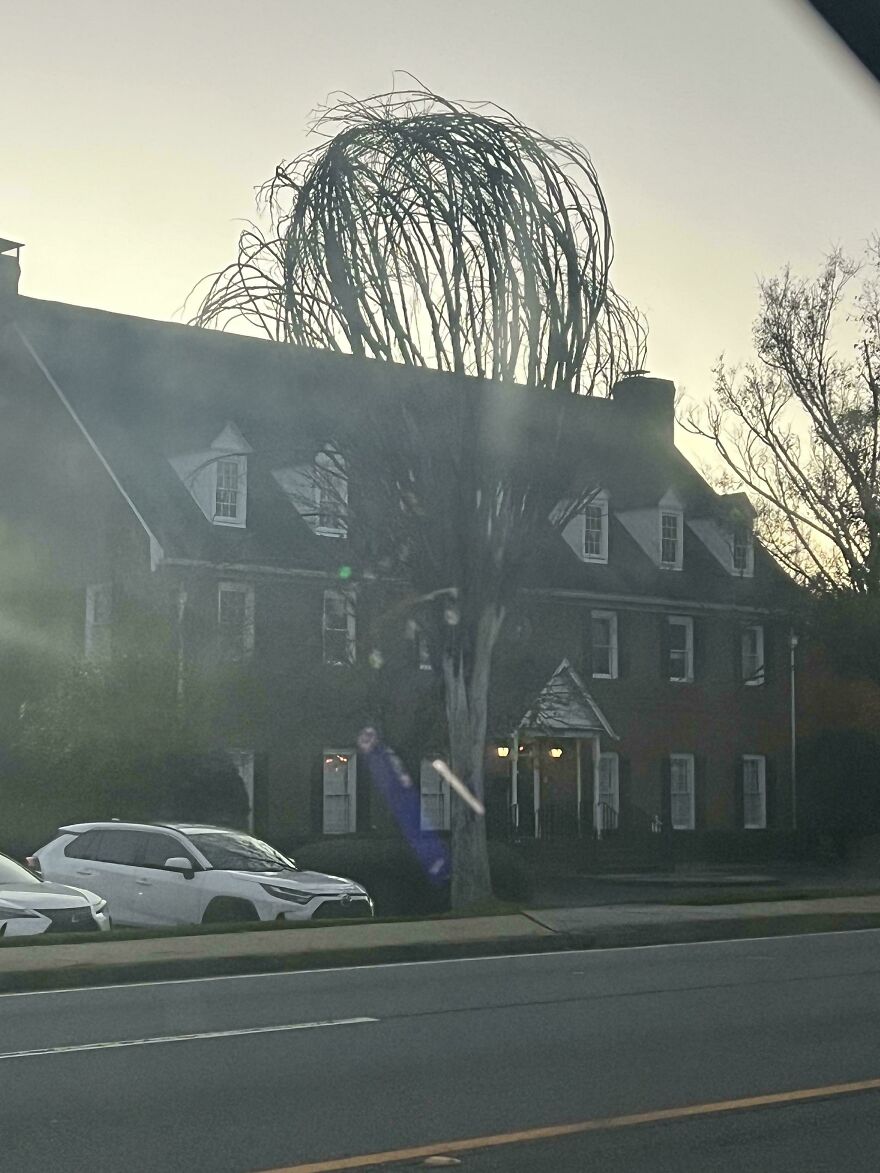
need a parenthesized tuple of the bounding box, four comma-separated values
(264, 1075, 880, 1172)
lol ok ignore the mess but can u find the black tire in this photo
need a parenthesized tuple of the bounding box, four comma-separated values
(201, 897, 260, 925)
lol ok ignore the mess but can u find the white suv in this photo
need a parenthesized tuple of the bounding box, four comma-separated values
(33, 822, 373, 927)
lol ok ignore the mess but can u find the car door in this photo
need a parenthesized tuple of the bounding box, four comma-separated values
(76, 829, 144, 923)
(130, 832, 202, 926)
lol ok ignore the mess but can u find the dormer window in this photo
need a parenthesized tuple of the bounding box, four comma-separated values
(168, 421, 250, 530)
(314, 448, 348, 538)
(583, 492, 609, 563)
(732, 525, 754, 576)
(214, 457, 245, 524)
(660, 509, 682, 569)
(559, 490, 609, 564)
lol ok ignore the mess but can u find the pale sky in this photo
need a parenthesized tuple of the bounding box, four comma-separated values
(5, 0, 880, 436)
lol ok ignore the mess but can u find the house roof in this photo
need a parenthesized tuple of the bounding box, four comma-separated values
(7, 293, 794, 607)
(518, 659, 618, 739)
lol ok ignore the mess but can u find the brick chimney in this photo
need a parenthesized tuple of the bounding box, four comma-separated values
(0, 238, 22, 325)
(611, 374, 676, 446)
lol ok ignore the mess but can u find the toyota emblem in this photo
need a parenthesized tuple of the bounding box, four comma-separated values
(341, 892, 352, 906)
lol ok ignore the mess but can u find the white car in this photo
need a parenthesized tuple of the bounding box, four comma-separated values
(32, 822, 373, 927)
(0, 850, 110, 937)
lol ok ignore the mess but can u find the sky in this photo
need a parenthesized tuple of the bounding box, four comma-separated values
(5, 0, 880, 447)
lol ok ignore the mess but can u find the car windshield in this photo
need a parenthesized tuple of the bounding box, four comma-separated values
(188, 833, 296, 873)
(0, 854, 40, 888)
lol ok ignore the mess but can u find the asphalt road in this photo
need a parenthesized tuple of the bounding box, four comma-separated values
(4, 929, 880, 1172)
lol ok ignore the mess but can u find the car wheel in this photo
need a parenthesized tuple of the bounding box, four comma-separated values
(201, 898, 260, 925)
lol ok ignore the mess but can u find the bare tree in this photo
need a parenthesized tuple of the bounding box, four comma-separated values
(685, 245, 880, 596)
(193, 85, 645, 908)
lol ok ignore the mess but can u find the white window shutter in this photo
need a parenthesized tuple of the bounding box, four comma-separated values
(420, 759, 450, 831)
(323, 750, 356, 834)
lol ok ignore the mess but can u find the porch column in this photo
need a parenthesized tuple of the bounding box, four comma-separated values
(511, 739, 519, 831)
(592, 735, 601, 839)
(576, 739, 583, 837)
(533, 750, 541, 840)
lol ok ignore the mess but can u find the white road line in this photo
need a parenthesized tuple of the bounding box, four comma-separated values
(0, 1017, 378, 1060)
(2, 925, 878, 999)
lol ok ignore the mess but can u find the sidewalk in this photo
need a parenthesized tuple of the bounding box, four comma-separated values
(4, 895, 880, 992)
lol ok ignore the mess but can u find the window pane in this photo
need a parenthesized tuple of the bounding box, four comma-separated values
(215, 459, 240, 519)
(141, 834, 190, 868)
(94, 830, 142, 866)
(584, 505, 603, 557)
(661, 513, 679, 564)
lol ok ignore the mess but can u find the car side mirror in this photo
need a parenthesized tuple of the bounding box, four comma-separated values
(164, 856, 195, 876)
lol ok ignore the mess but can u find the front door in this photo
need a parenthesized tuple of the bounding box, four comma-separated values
(130, 831, 201, 926)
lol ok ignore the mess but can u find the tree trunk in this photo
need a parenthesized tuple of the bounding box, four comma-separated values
(443, 604, 503, 910)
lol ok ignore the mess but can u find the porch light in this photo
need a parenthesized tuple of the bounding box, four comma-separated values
(496, 745, 510, 758)
(549, 746, 563, 759)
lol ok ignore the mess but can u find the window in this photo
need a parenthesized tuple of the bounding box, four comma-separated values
(63, 830, 103, 860)
(733, 526, 753, 574)
(214, 456, 246, 526)
(670, 754, 695, 830)
(314, 448, 348, 537)
(591, 611, 618, 679)
(323, 590, 355, 665)
(91, 829, 143, 866)
(420, 759, 451, 831)
(140, 833, 193, 869)
(743, 755, 767, 829)
(741, 624, 765, 685)
(668, 616, 694, 682)
(583, 493, 609, 562)
(660, 510, 682, 568)
(229, 749, 255, 832)
(323, 750, 356, 834)
(85, 583, 112, 659)
(218, 583, 255, 660)
(597, 752, 620, 831)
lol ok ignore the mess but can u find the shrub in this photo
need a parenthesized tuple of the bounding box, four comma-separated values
(292, 835, 533, 915)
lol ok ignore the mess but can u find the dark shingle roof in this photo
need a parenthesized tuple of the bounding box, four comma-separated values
(11, 295, 792, 606)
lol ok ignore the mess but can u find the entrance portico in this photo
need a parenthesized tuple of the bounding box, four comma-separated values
(508, 659, 618, 839)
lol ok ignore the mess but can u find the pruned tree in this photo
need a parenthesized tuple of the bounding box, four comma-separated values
(685, 245, 880, 597)
(193, 85, 645, 908)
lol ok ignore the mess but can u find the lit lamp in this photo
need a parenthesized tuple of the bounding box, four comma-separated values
(549, 746, 563, 759)
(497, 745, 510, 758)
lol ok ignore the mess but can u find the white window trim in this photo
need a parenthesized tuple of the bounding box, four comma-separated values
(743, 754, 767, 829)
(582, 491, 609, 564)
(229, 749, 255, 832)
(322, 589, 356, 666)
(670, 753, 695, 830)
(323, 748, 357, 834)
(596, 752, 620, 827)
(420, 758, 451, 831)
(659, 508, 684, 570)
(314, 448, 348, 538)
(668, 615, 694, 683)
(212, 454, 248, 528)
(591, 610, 618, 679)
(217, 581, 255, 660)
(731, 526, 755, 577)
(742, 624, 765, 686)
(84, 582, 112, 659)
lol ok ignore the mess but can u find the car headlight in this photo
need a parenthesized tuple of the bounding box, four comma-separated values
(260, 884, 314, 905)
(0, 907, 40, 919)
(91, 899, 107, 914)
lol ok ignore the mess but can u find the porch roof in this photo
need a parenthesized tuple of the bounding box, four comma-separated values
(517, 658, 618, 740)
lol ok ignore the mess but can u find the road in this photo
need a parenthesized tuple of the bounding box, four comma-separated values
(4, 929, 880, 1171)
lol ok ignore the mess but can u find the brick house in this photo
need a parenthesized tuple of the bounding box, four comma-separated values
(0, 243, 802, 853)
